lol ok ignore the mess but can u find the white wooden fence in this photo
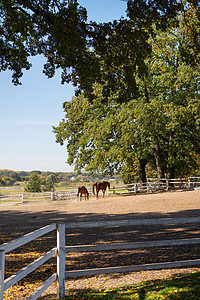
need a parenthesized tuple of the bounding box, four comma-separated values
(1, 177, 200, 204)
(0, 223, 65, 300)
(65, 217, 200, 277)
(50, 177, 199, 200)
(0, 192, 51, 204)
(1, 217, 200, 299)
(109, 177, 200, 195)
(188, 177, 200, 189)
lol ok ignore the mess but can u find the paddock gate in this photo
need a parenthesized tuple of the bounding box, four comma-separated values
(1, 217, 200, 299)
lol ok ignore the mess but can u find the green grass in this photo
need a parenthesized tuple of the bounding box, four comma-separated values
(63, 272, 200, 299)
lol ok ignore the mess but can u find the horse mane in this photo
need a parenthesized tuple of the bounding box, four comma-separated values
(103, 181, 110, 189)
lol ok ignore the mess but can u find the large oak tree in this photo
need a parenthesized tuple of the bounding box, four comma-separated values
(1, 1, 199, 181)
(53, 14, 200, 182)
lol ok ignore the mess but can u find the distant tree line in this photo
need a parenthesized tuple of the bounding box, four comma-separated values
(0, 169, 116, 191)
(0, 169, 74, 188)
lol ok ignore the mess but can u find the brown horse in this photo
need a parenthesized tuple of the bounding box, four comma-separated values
(92, 181, 110, 198)
(77, 186, 89, 201)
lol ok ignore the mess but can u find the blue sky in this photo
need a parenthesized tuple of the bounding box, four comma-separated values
(0, 1, 127, 172)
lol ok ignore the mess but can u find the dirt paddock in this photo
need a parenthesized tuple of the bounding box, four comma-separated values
(1, 189, 200, 298)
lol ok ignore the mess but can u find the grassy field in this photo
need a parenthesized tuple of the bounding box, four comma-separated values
(63, 272, 200, 300)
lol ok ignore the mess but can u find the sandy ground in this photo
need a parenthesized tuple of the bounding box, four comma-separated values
(1, 189, 200, 225)
(1, 189, 200, 298)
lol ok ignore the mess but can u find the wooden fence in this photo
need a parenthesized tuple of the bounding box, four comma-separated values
(50, 177, 200, 200)
(188, 177, 200, 189)
(65, 217, 200, 278)
(0, 177, 200, 204)
(107, 177, 199, 195)
(0, 223, 65, 300)
(0, 192, 51, 204)
(1, 217, 200, 299)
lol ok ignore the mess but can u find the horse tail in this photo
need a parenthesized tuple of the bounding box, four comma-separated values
(77, 187, 80, 197)
(92, 183, 96, 195)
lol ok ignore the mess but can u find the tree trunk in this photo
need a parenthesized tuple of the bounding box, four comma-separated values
(167, 166, 175, 179)
(138, 159, 147, 183)
(154, 142, 165, 179)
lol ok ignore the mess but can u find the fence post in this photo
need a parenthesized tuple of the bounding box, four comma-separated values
(179, 176, 182, 189)
(188, 178, 191, 190)
(166, 180, 169, 191)
(57, 223, 65, 299)
(147, 182, 150, 192)
(113, 186, 115, 194)
(21, 194, 24, 204)
(0, 250, 5, 300)
(134, 183, 137, 194)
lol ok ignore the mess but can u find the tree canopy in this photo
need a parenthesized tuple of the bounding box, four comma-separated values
(53, 16, 200, 182)
(0, 0, 199, 100)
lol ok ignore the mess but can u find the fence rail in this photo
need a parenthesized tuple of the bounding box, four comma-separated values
(65, 259, 200, 278)
(66, 216, 200, 229)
